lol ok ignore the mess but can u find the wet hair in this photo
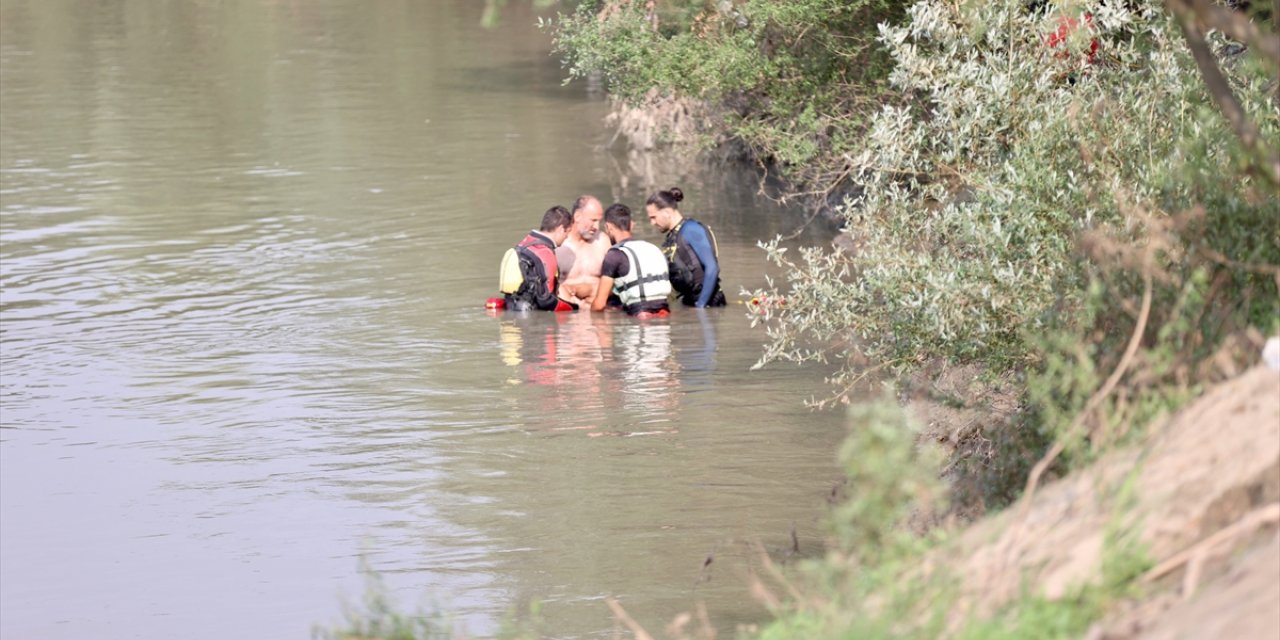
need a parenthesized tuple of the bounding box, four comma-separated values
(603, 203, 632, 231)
(645, 187, 683, 211)
(539, 205, 572, 232)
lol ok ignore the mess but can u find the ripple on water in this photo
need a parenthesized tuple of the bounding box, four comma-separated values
(0, 2, 850, 637)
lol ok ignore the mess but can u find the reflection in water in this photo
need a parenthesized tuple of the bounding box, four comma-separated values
(612, 319, 678, 417)
(497, 311, 681, 434)
(454, 306, 844, 638)
(499, 315, 558, 387)
(673, 308, 718, 391)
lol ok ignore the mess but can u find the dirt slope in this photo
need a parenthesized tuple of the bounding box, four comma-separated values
(944, 364, 1280, 634)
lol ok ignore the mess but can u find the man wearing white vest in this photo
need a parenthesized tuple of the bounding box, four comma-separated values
(589, 203, 672, 318)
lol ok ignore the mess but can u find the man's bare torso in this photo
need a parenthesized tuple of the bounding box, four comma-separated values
(557, 233, 611, 305)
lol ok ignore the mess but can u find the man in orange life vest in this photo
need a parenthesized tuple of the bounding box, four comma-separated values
(506, 206, 578, 312)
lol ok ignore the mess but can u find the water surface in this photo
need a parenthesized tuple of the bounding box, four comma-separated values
(0, 1, 846, 637)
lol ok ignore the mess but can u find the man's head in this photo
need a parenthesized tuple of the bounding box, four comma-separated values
(571, 195, 604, 243)
(645, 187, 684, 232)
(602, 203, 633, 243)
(539, 205, 573, 246)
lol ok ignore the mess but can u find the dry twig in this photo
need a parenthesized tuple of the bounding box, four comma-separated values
(1017, 270, 1153, 518)
(1141, 503, 1280, 598)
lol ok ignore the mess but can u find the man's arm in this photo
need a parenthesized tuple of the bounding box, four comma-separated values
(525, 252, 572, 311)
(590, 248, 626, 311)
(684, 224, 720, 308)
(533, 278, 564, 311)
(555, 245, 577, 277)
(590, 275, 613, 312)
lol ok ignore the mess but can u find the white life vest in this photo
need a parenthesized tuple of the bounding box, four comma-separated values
(612, 239, 672, 310)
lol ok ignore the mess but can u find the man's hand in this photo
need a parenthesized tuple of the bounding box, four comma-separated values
(560, 280, 596, 303)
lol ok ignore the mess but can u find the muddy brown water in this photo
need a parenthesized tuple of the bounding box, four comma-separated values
(0, 1, 847, 637)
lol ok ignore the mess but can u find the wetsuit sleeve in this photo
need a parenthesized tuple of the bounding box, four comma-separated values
(683, 223, 720, 307)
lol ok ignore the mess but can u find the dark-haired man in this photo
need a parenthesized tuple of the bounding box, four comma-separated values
(589, 203, 671, 318)
(645, 188, 726, 308)
(502, 206, 578, 312)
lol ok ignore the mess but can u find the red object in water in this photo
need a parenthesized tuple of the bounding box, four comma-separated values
(634, 308, 671, 320)
(749, 295, 786, 310)
(1045, 14, 1099, 64)
(485, 297, 506, 311)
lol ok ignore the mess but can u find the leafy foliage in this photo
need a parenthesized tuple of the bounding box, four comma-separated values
(748, 0, 1279, 382)
(832, 398, 945, 560)
(549, 0, 903, 175)
(751, 396, 1155, 640)
(549, 2, 1278, 636)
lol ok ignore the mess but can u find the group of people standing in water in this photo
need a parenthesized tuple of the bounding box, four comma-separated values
(499, 187, 725, 318)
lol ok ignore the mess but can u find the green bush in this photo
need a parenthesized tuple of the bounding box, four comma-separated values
(832, 398, 945, 560)
(549, 0, 902, 175)
(749, 0, 1278, 382)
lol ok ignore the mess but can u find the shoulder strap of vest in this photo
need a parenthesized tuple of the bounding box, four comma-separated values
(616, 243, 667, 294)
(526, 232, 556, 252)
(669, 219, 686, 240)
(515, 243, 546, 288)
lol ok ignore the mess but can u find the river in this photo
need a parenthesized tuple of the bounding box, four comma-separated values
(0, 1, 846, 637)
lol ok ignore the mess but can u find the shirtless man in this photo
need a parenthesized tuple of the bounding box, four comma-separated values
(556, 195, 611, 306)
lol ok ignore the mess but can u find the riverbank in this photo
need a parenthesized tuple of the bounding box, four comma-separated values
(316, 2, 1277, 636)
(557, 0, 1280, 508)
(599, 360, 1280, 640)
(928, 363, 1278, 639)
(543, 1, 1280, 637)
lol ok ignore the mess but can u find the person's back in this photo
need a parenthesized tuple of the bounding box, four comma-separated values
(591, 203, 671, 318)
(503, 206, 577, 312)
(609, 238, 672, 316)
(665, 218, 725, 307)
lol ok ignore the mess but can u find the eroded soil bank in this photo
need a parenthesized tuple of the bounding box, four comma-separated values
(936, 364, 1279, 637)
